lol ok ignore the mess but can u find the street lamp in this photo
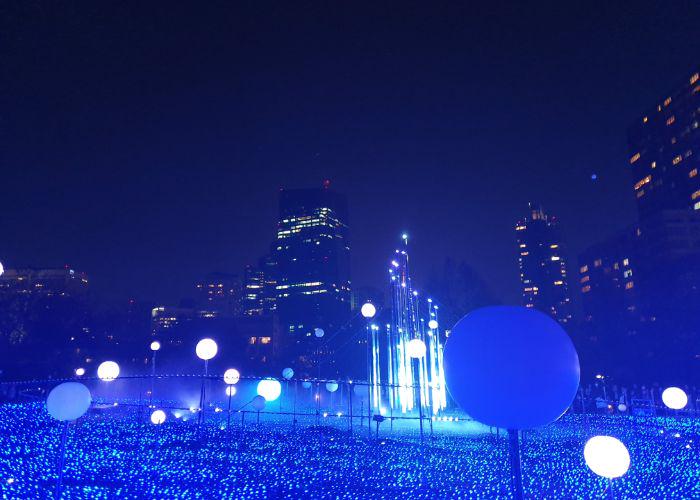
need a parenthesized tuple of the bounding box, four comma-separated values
(408, 338, 427, 441)
(150, 409, 166, 425)
(584, 435, 630, 498)
(149, 341, 161, 407)
(223, 368, 240, 429)
(195, 338, 218, 426)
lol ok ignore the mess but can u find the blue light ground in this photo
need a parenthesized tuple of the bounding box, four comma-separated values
(1, 402, 698, 499)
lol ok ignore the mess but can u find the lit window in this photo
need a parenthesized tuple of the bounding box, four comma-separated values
(634, 175, 651, 190)
(580, 275, 590, 283)
(666, 116, 675, 125)
(695, 201, 700, 210)
(260, 337, 271, 344)
(551, 256, 560, 261)
(625, 281, 634, 290)
(629, 153, 641, 164)
(651, 161, 657, 169)
(643, 116, 648, 123)
(673, 155, 682, 165)
(249, 337, 256, 344)
(582, 285, 591, 293)
(623, 258, 629, 266)
(579, 265, 588, 273)
(663, 97, 672, 107)
(690, 169, 698, 178)
(594, 259, 602, 267)
(692, 190, 700, 201)
(691, 73, 699, 85)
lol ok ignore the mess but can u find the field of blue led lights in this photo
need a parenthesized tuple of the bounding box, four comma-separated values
(1, 402, 698, 499)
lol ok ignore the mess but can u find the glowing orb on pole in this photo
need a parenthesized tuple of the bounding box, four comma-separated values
(150, 341, 161, 351)
(223, 368, 240, 385)
(407, 338, 427, 359)
(361, 302, 377, 319)
(428, 319, 438, 330)
(326, 381, 339, 393)
(225, 386, 237, 397)
(444, 306, 579, 429)
(74, 368, 85, 377)
(282, 367, 294, 380)
(314, 328, 325, 338)
(662, 387, 688, 410)
(46, 382, 92, 421)
(302, 380, 312, 389)
(583, 436, 630, 479)
(97, 361, 120, 382)
(195, 338, 218, 360)
(150, 409, 166, 425)
(257, 378, 282, 402)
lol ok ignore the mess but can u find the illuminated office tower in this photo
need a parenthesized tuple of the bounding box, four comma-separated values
(628, 69, 700, 220)
(195, 272, 242, 316)
(273, 182, 351, 358)
(515, 203, 572, 324)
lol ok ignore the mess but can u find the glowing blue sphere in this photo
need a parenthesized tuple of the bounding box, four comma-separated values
(444, 306, 579, 429)
(282, 368, 294, 380)
(257, 378, 282, 402)
(46, 382, 92, 421)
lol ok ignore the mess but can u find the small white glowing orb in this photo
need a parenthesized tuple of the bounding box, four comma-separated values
(428, 319, 439, 330)
(361, 302, 377, 319)
(257, 378, 282, 402)
(282, 367, 294, 380)
(223, 368, 240, 385)
(326, 381, 339, 393)
(314, 328, 325, 338)
(617, 403, 627, 412)
(301, 380, 312, 389)
(407, 338, 427, 358)
(583, 436, 630, 479)
(150, 341, 161, 351)
(97, 361, 120, 382)
(150, 409, 166, 425)
(225, 386, 237, 397)
(74, 367, 85, 377)
(662, 387, 688, 410)
(195, 338, 218, 360)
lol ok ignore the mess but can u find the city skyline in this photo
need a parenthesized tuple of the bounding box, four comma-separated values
(3, 2, 699, 308)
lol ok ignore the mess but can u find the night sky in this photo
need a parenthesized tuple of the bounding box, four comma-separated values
(2, 1, 699, 306)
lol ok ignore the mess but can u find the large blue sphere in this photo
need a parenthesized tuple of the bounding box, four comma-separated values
(444, 306, 580, 429)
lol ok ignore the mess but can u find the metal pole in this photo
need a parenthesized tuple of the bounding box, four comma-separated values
(508, 429, 524, 500)
(55, 421, 69, 497)
(198, 360, 208, 427)
(367, 383, 371, 436)
(227, 390, 232, 430)
(150, 350, 156, 408)
(348, 382, 353, 434)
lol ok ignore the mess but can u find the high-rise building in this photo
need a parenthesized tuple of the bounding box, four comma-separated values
(515, 203, 572, 324)
(194, 272, 242, 317)
(578, 227, 640, 328)
(0, 267, 89, 297)
(627, 69, 700, 220)
(242, 254, 278, 317)
(273, 181, 351, 364)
